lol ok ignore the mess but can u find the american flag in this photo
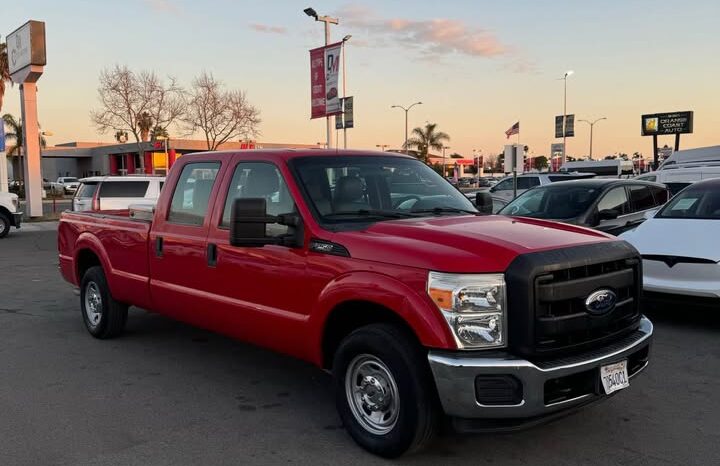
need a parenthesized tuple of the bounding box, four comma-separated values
(505, 121, 519, 139)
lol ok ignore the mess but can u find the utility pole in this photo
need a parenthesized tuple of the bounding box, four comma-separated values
(341, 35, 351, 149)
(391, 102, 422, 154)
(304, 8, 338, 150)
(578, 117, 607, 160)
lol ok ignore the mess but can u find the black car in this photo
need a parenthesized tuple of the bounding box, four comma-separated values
(497, 179, 670, 235)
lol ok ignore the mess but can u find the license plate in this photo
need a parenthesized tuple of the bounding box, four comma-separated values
(600, 360, 630, 395)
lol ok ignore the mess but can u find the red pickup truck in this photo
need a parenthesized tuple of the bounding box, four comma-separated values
(59, 150, 653, 457)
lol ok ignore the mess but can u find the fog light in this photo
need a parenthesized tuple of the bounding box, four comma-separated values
(475, 375, 523, 405)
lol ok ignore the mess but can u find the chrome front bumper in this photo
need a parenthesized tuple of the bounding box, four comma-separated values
(428, 317, 653, 428)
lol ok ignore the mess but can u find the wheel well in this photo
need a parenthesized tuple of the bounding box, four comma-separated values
(321, 300, 420, 369)
(0, 206, 11, 220)
(76, 249, 102, 282)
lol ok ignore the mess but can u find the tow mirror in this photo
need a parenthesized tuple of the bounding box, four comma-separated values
(475, 192, 494, 215)
(230, 198, 304, 248)
(598, 209, 619, 221)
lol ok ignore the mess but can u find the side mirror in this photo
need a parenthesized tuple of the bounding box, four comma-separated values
(598, 209, 619, 221)
(475, 192, 494, 215)
(230, 198, 303, 248)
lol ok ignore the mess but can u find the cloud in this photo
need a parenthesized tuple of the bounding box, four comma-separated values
(249, 23, 288, 35)
(143, 0, 180, 15)
(337, 5, 507, 60)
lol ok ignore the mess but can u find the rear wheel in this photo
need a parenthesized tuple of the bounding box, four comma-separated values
(80, 266, 128, 339)
(0, 213, 10, 238)
(332, 323, 439, 458)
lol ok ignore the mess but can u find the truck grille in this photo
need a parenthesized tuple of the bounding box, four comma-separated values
(505, 242, 643, 360)
(533, 258, 641, 355)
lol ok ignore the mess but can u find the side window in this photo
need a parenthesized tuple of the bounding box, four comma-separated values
(510, 176, 540, 189)
(221, 163, 293, 236)
(628, 185, 655, 212)
(98, 181, 149, 198)
(649, 186, 669, 205)
(597, 187, 629, 215)
(168, 162, 221, 226)
(493, 179, 513, 191)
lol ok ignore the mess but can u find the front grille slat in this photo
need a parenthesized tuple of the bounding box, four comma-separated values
(533, 258, 641, 356)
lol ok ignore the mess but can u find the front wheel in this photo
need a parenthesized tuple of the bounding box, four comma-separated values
(332, 323, 439, 458)
(0, 213, 10, 238)
(80, 266, 128, 339)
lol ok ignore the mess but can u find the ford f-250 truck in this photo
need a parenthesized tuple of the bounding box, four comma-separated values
(58, 150, 653, 457)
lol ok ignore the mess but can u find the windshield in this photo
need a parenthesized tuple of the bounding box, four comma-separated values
(656, 184, 720, 219)
(292, 155, 476, 223)
(498, 184, 602, 219)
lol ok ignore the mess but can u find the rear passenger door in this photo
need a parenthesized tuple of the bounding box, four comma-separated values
(626, 184, 661, 229)
(594, 186, 632, 235)
(149, 160, 225, 323)
(98, 181, 150, 210)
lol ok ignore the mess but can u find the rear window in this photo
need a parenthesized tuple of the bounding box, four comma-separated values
(75, 182, 99, 198)
(99, 181, 150, 198)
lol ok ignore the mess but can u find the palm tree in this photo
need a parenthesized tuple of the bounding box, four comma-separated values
(137, 112, 153, 142)
(2, 114, 47, 181)
(150, 125, 169, 140)
(0, 41, 11, 112)
(404, 123, 450, 163)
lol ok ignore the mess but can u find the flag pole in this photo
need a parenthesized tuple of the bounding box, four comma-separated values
(513, 122, 519, 199)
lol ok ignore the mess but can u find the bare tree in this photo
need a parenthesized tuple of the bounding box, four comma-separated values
(184, 72, 260, 151)
(90, 65, 185, 172)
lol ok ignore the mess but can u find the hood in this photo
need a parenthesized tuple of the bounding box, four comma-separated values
(334, 215, 613, 273)
(622, 218, 720, 262)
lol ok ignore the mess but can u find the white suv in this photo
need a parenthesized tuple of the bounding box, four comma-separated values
(73, 176, 165, 212)
(0, 192, 22, 238)
(487, 172, 595, 202)
(56, 177, 80, 194)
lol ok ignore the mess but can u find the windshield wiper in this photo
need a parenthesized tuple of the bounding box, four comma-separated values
(323, 209, 417, 219)
(410, 207, 481, 216)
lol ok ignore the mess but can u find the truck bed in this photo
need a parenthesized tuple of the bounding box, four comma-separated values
(58, 210, 153, 309)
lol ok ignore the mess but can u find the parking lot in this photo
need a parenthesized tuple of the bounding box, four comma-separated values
(1, 225, 718, 466)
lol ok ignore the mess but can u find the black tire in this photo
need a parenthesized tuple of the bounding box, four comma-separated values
(80, 266, 128, 339)
(332, 323, 439, 458)
(0, 213, 10, 239)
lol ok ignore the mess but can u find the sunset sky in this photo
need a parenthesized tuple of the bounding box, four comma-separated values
(2, 0, 719, 159)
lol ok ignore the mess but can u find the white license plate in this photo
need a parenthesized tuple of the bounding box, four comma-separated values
(600, 360, 630, 395)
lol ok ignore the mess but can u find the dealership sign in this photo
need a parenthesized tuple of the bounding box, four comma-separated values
(7, 20, 46, 77)
(309, 42, 342, 119)
(641, 111, 693, 136)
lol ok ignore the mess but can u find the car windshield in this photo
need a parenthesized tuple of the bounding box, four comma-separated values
(656, 184, 720, 219)
(292, 155, 477, 223)
(498, 184, 602, 219)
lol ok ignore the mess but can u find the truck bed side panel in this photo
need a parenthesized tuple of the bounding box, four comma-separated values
(59, 211, 152, 309)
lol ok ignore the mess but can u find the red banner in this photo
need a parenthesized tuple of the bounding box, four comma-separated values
(310, 46, 326, 119)
(310, 43, 342, 119)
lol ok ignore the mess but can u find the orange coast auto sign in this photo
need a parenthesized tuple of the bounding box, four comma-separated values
(310, 42, 342, 119)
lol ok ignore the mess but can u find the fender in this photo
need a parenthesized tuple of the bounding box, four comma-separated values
(307, 270, 456, 366)
(74, 232, 115, 290)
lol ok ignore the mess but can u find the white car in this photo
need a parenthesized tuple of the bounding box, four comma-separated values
(487, 172, 595, 202)
(0, 191, 22, 238)
(621, 178, 720, 307)
(56, 177, 81, 194)
(73, 176, 165, 212)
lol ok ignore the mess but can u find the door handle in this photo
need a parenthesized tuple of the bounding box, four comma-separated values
(207, 243, 217, 267)
(155, 236, 163, 257)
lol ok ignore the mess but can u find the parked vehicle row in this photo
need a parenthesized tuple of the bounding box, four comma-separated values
(58, 150, 653, 457)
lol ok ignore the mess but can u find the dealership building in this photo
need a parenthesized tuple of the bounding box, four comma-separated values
(6, 139, 322, 180)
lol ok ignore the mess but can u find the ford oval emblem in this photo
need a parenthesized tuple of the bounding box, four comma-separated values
(585, 289, 617, 315)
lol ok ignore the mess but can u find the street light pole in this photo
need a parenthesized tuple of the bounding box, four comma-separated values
(304, 7, 339, 150)
(560, 70, 574, 166)
(341, 35, 351, 149)
(578, 117, 607, 160)
(391, 102, 422, 154)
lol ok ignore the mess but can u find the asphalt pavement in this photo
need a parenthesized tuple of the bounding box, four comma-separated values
(0, 225, 718, 465)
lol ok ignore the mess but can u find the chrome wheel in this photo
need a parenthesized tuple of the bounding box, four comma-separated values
(345, 354, 400, 435)
(84, 281, 102, 327)
(0, 220, 6, 235)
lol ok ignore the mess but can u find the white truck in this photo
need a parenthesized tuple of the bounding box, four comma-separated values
(0, 192, 22, 238)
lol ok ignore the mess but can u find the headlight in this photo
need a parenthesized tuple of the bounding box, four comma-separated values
(11, 195, 19, 211)
(427, 271, 506, 349)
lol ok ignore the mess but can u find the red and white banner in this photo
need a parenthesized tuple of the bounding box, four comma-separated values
(310, 42, 342, 119)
